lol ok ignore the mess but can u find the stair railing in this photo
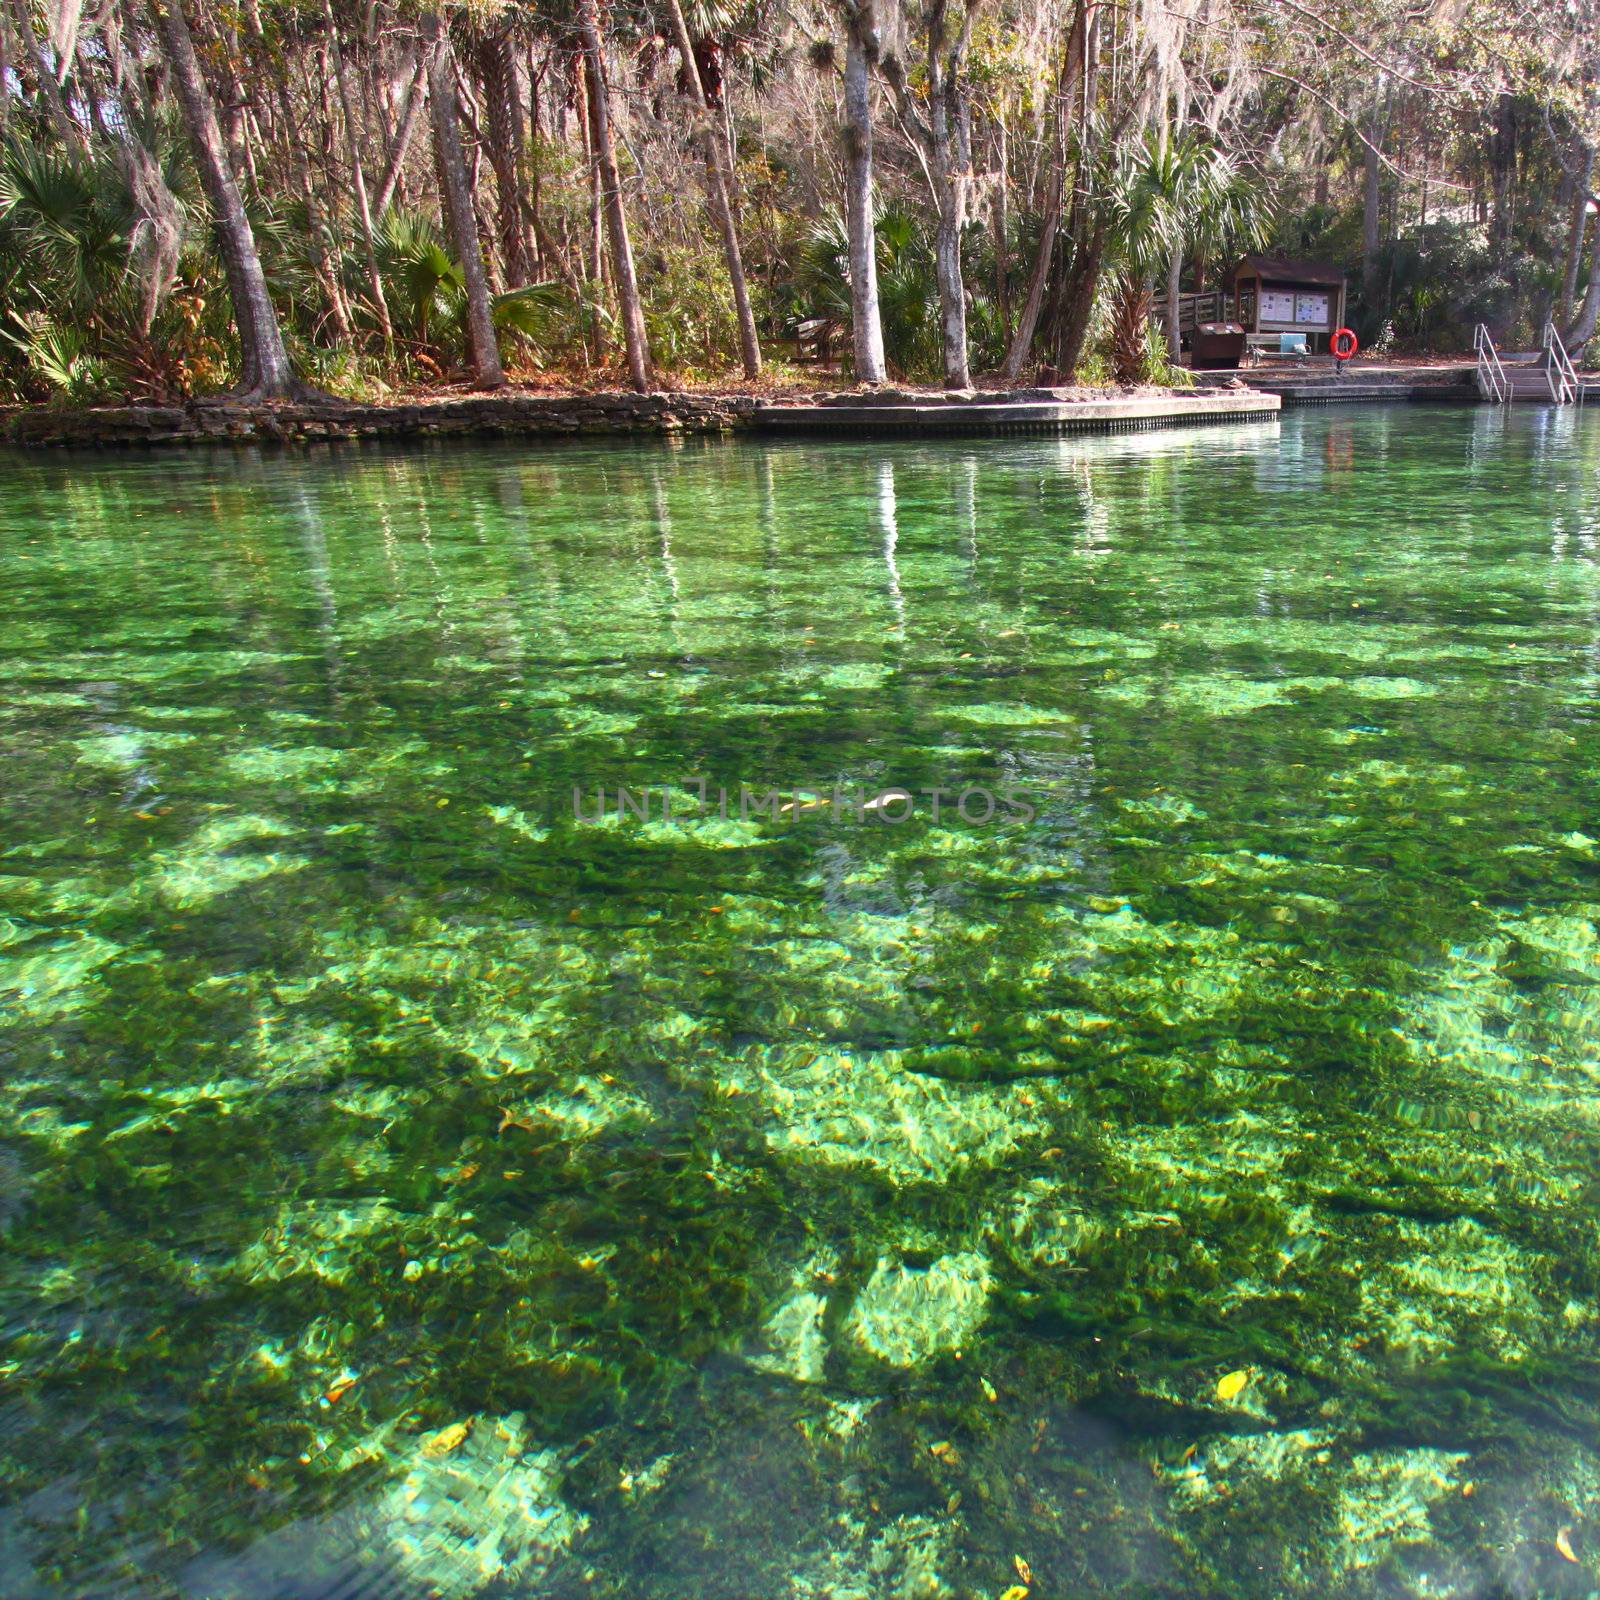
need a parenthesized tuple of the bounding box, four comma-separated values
(1474, 324, 1509, 404)
(1544, 319, 1580, 406)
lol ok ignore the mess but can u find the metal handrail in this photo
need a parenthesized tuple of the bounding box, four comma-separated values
(1475, 324, 1509, 404)
(1544, 319, 1580, 406)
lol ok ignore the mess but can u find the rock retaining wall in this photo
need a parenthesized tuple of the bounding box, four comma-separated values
(3, 392, 760, 449)
(3, 385, 1288, 450)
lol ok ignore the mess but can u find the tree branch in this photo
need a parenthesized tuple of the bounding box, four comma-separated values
(1256, 65, 1472, 188)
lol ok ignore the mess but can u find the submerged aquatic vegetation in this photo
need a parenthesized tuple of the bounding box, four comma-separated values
(3, 409, 1600, 1596)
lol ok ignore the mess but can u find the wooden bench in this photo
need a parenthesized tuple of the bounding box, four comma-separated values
(1245, 334, 1313, 363)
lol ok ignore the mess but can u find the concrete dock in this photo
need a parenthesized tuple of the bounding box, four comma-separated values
(1194, 362, 1477, 405)
(755, 388, 1281, 436)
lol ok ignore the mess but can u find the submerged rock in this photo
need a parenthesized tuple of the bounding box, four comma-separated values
(380, 1412, 586, 1598)
(843, 1252, 991, 1367)
(791, 1510, 955, 1600)
(179, 1413, 585, 1600)
(0, 1145, 30, 1235)
(713, 1047, 1043, 1184)
(1332, 1447, 1471, 1573)
(748, 1284, 831, 1384)
(1358, 1216, 1547, 1360)
(1168, 1430, 1469, 1574)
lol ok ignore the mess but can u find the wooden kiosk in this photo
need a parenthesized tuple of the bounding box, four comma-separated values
(1228, 255, 1346, 356)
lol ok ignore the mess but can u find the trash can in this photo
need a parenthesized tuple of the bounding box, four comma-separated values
(1190, 322, 1246, 370)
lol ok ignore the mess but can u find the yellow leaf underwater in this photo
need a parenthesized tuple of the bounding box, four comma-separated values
(1556, 1527, 1579, 1563)
(1215, 1369, 1250, 1403)
(422, 1421, 471, 1456)
(998, 1587, 1030, 1600)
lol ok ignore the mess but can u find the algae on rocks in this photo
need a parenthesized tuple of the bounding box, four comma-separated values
(6, 412, 1600, 1597)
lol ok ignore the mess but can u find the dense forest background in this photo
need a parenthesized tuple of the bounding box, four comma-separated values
(1, 0, 1597, 402)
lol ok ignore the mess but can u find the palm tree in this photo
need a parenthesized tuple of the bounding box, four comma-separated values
(0, 140, 131, 317)
(797, 200, 939, 377)
(1107, 131, 1269, 384)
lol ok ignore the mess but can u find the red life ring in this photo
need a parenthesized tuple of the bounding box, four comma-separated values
(1331, 327, 1359, 360)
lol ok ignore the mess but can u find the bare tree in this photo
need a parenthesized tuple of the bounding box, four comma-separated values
(324, 0, 392, 345)
(577, 0, 651, 391)
(373, 50, 426, 217)
(148, 0, 305, 400)
(422, 11, 504, 388)
(883, 0, 984, 388)
(840, 0, 887, 383)
(662, 0, 761, 378)
(1003, 0, 1091, 382)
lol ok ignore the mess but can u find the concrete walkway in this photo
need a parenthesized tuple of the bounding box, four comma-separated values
(755, 389, 1281, 435)
(1193, 362, 1477, 405)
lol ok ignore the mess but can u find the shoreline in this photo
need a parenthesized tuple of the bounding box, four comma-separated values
(2, 369, 1491, 451)
(1, 390, 761, 450)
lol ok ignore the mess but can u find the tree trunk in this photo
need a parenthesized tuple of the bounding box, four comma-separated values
(151, 0, 303, 399)
(842, 0, 886, 384)
(373, 52, 425, 217)
(577, 0, 651, 390)
(933, 201, 969, 387)
(931, 79, 973, 388)
(1001, 0, 1086, 383)
(1489, 90, 1516, 261)
(325, 0, 392, 345)
(1566, 224, 1600, 353)
(720, 93, 741, 213)
(476, 24, 534, 287)
(883, 0, 974, 389)
(1559, 142, 1593, 330)
(1053, 222, 1106, 380)
(581, 82, 605, 283)
(992, 116, 1009, 341)
(1165, 246, 1181, 364)
(452, 68, 507, 291)
(1111, 272, 1151, 385)
(1361, 122, 1382, 306)
(423, 15, 505, 388)
(218, 28, 250, 179)
(1002, 161, 1060, 381)
(241, 0, 352, 342)
(0, 6, 12, 132)
(662, 0, 760, 378)
(527, 48, 544, 273)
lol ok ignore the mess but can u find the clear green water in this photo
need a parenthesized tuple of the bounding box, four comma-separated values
(5, 407, 1600, 1599)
